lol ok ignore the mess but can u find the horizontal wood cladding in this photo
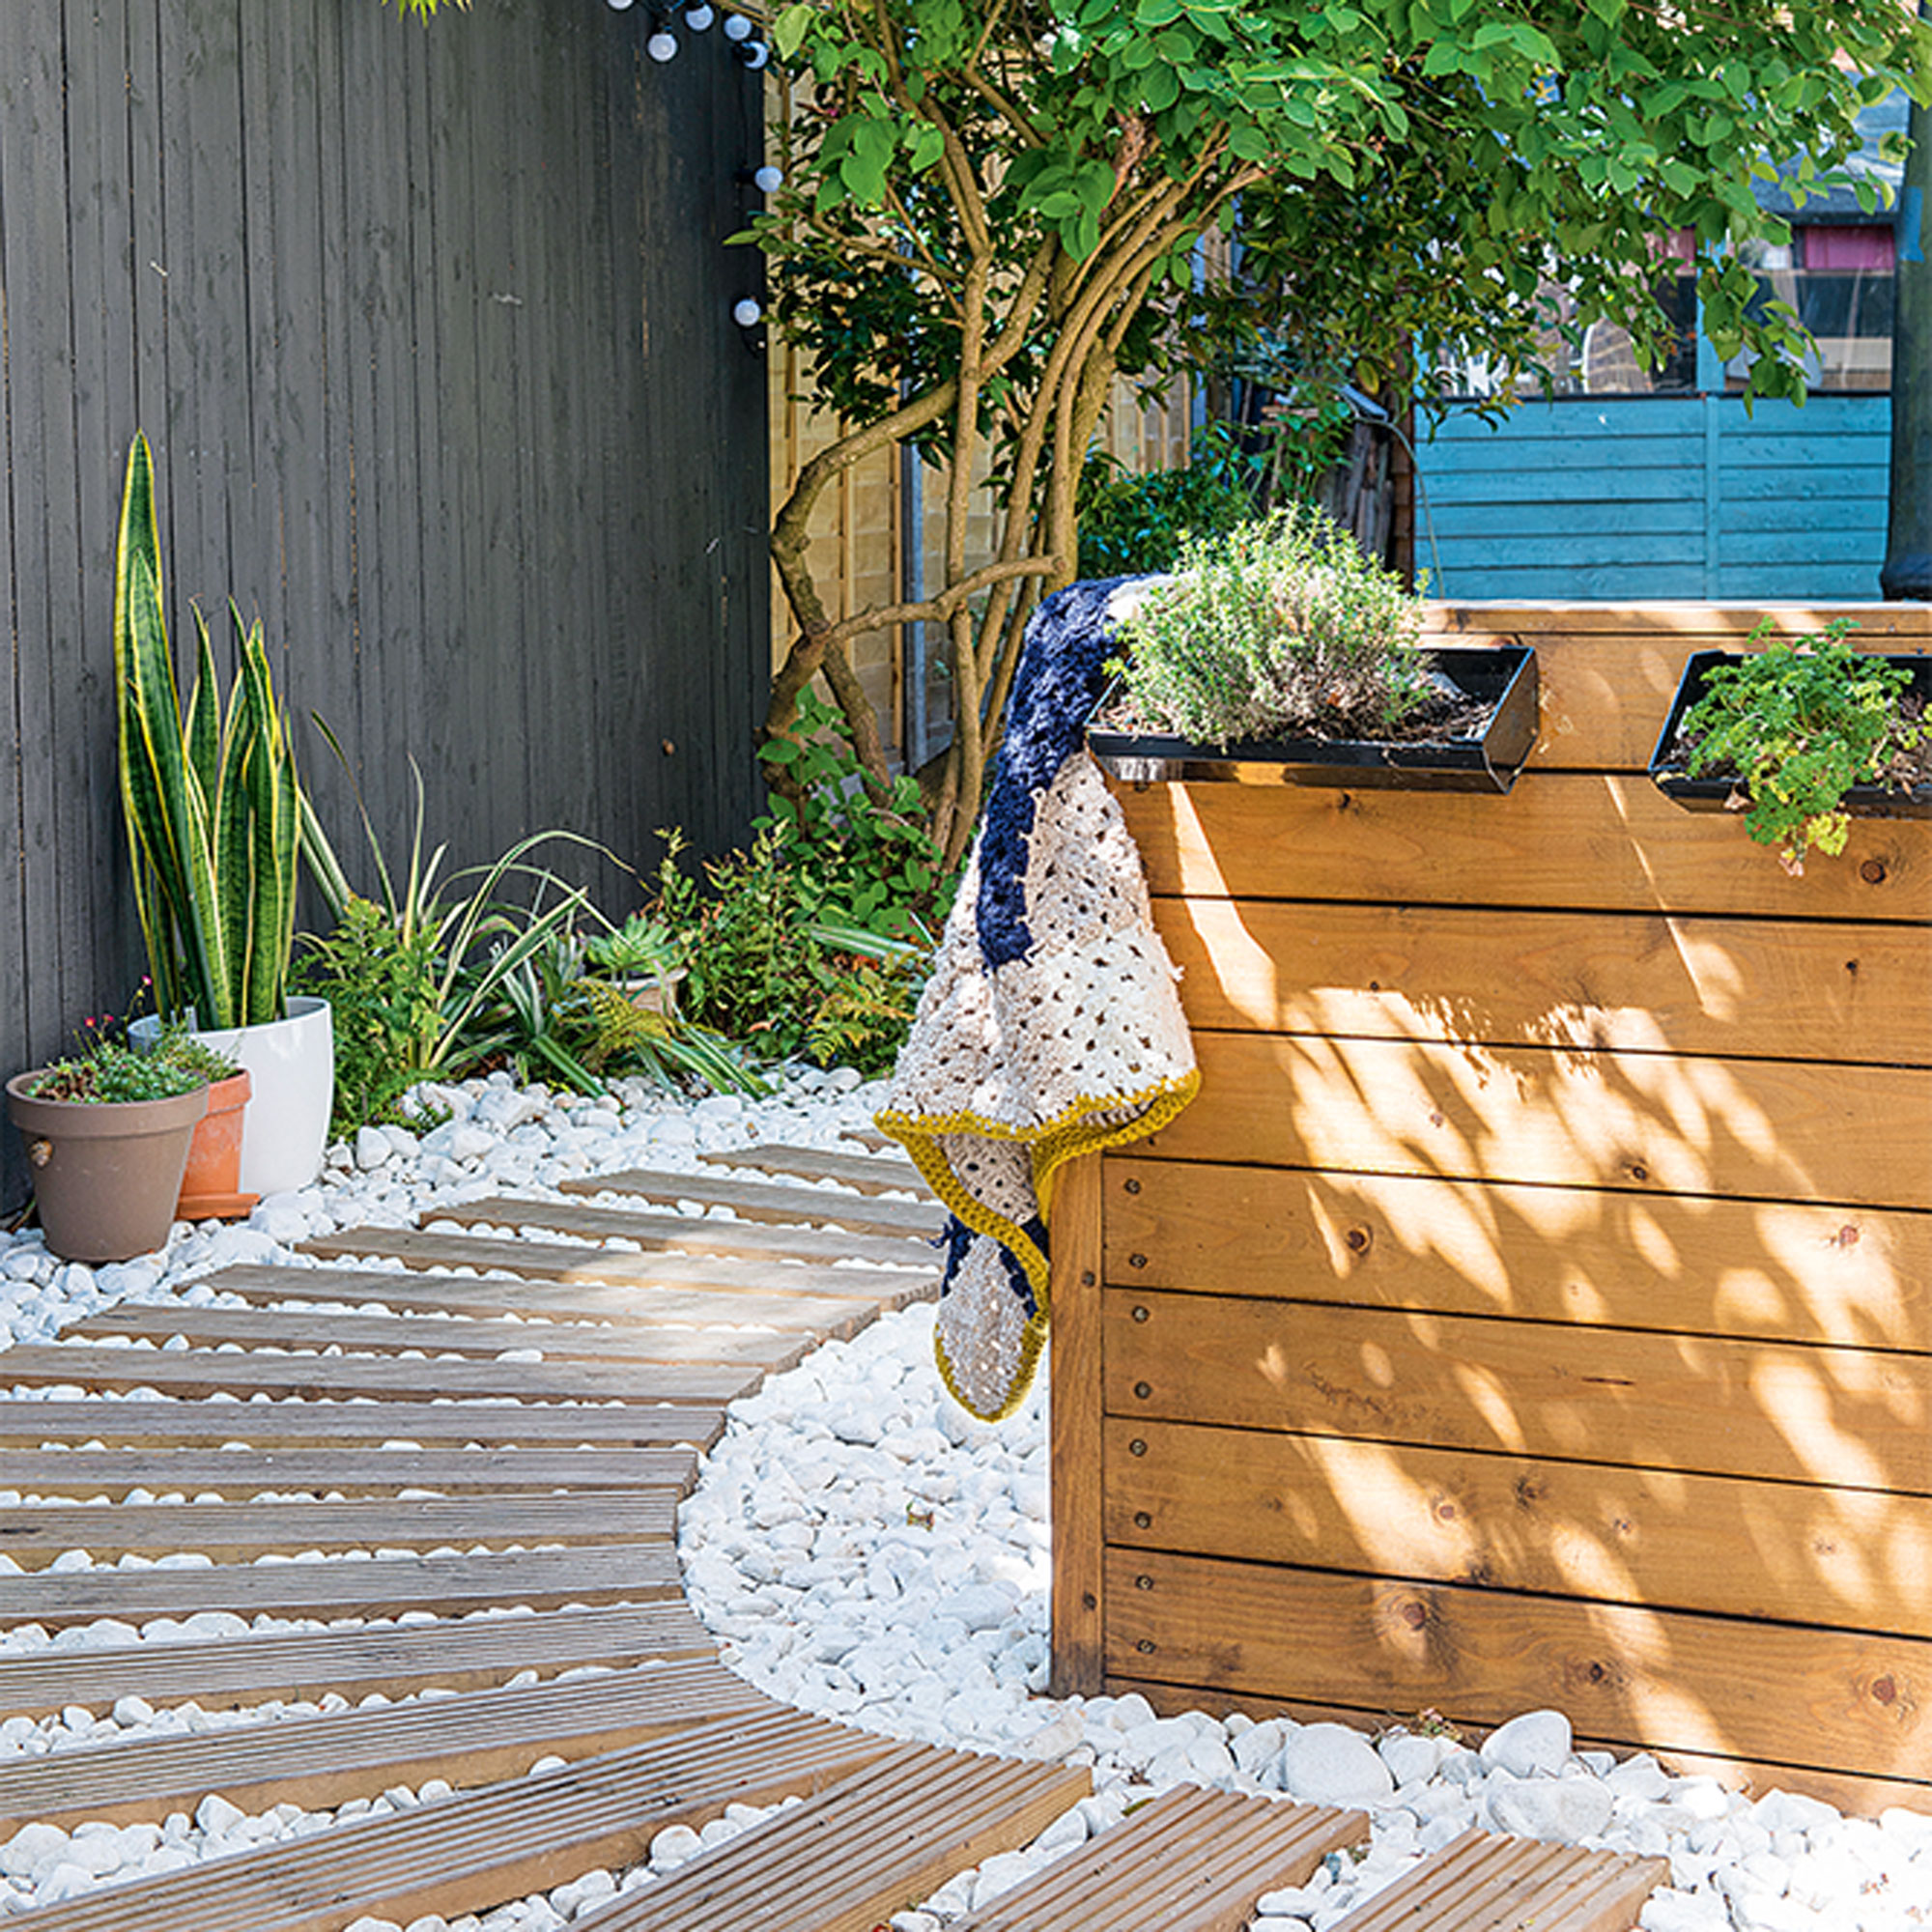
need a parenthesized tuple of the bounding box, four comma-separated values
(1103, 1288, 1932, 1495)
(1103, 1158, 1932, 1354)
(1116, 775, 1932, 923)
(1153, 898, 1932, 1067)
(1103, 1419, 1932, 1639)
(1427, 605, 1932, 642)
(1101, 1549, 1932, 1791)
(1136, 1031, 1932, 1212)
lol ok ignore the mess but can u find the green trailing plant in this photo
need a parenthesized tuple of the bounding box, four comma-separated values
(115, 433, 302, 1031)
(1682, 621, 1928, 875)
(1110, 506, 1434, 747)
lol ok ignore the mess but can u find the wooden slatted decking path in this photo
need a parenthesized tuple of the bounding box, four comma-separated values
(0, 1139, 1666, 1930)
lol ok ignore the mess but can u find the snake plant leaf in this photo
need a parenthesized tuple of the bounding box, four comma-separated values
(112, 432, 303, 1030)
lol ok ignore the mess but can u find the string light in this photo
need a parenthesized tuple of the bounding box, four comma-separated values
(722, 11, 753, 39)
(733, 38, 769, 67)
(684, 2, 714, 25)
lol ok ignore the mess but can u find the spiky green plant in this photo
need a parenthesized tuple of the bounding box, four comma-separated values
(114, 433, 301, 1031)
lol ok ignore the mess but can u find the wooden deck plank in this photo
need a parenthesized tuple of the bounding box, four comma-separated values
(949, 1785, 1369, 1932)
(0, 1544, 682, 1629)
(1105, 1287, 1932, 1496)
(0, 1343, 757, 1406)
(67, 1304, 810, 1373)
(1329, 1829, 1665, 1932)
(287, 1237, 933, 1316)
(1103, 1548, 1932, 1789)
(0, 1604, 716, 1719)
(698, 1143, 924, 1197)
(3, 1711, 889, 1932)
(0, 1490, 677, 1566)
(1153, 895, 1932, 1068)
(0, 1446, 698, 1499)
(585, 1742, 1088, 1932)
(1104, 1156, 1932, 1355)
(428, 1197, 938, 1270)
(1106, 1418, 1932, 1639)
(1116, 771, 1932, 924)
(1139, 1029, 1932, 1213)
(559, 1166, 944, 1238)
(0, 1399, 724, 1450)
(0, 1661, 772, 1830)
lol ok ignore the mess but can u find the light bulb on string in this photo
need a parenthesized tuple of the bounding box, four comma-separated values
(732, 298, 762, 327)
(753, 164, 783, 193)
(722, 10, 753, 39)
(684, 3, 714, 25)
(647, 21, 678, 58)
(607, 0, 635, 11)
(733, 38, 769, 67)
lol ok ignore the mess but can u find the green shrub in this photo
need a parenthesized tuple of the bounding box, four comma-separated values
(1682, 620, 1927, 875)
(27, 1038, 208, 1104)
(1113, 503, 1432, 746)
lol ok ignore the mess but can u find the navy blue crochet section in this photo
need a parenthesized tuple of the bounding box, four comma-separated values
(975, 576, 1145, 971)
(938, 1212, 1046, 1320)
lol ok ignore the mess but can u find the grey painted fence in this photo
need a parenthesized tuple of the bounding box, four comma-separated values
(1, 0, 770, 1208)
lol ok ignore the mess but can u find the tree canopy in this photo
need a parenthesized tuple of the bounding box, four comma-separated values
(750, 0, 1928, 857)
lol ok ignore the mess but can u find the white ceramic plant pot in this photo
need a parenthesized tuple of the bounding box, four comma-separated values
(132, 997, 334, 1197)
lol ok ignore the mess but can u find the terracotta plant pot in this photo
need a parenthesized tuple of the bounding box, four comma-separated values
(177, 1069, 257, 1221)
(5, 1072, 208, 1264)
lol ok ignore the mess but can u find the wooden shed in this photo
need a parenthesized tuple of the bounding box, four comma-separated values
(1049, 601, 1932, 1815)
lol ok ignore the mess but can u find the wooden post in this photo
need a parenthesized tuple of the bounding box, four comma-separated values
(1049, 1152, 1105, 1696)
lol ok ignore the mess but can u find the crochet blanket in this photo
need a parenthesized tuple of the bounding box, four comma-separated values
(876, 577, 1199, 1420)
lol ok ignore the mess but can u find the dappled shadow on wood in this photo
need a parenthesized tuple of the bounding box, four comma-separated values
(1066, 610, 1932, 1812)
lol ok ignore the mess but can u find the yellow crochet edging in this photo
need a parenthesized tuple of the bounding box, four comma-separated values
(877, 1066, 1202, 1419)
(935, 1309, 1050, 1423)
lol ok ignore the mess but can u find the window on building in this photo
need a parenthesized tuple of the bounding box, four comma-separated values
(1724, 225, 1895, 393)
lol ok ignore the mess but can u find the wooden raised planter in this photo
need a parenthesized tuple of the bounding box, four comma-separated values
(1049, 601, 1932, 1816)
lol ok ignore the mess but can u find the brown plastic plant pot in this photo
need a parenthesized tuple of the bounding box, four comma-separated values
(5, 1072, 208, 1264)
(177, 1068, 258, 1221)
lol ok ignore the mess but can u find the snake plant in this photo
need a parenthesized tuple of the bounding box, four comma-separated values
(114, 432, 301, 1030)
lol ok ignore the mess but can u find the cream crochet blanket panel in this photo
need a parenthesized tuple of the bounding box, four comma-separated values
(877, 579, 1197, 1419)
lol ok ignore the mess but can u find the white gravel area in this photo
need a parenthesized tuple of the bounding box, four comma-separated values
(0, 1066, 1929, 1929)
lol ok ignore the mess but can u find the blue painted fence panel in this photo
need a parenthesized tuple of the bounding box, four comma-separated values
(1414, 394, 1893, 602)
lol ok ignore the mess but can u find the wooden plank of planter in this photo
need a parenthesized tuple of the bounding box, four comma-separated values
(560, 1167, 945, 1238)
(1, 1710, 888, 1932)
(1137, 1030, 1932, 1213)
(1101, 1157, 1932, 1354)
(1152, 897, 1932, 1068)
(698, 1143, 925, 1196)
(1048, 1155, 1106, 1698)
(66, 1303, 812, 1373)
(429, 1196, 939, 1269)
(1115, 772, 1932, 925)
(0, 1661, 773, 1830)
(947, 1786, 1368, 1932)
(1102, 1547, 1932, 1790)
(287, 1239, 933, 1316)
(0, 1602, 716, 1719)
(0, 1399, 723, 1449)
(0, 1343, 758, 1406)
(589, 1743, 1090, 1932)
(1105, 1418, 1932, 1639)
(1324, 1830, 1665, 1932)
(1104, 1288, 1932, 1496)
(0, 1489, 677, 1566)
(0, 1543, 682, 1629)
(0, 1446, 697, 1499)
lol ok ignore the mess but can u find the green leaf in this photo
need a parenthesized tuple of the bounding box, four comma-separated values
(774, 2, 813, 59)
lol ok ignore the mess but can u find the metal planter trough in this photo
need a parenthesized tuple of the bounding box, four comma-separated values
(1650, 647, 1932, 818)
(1087, 644, 1539, 793)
